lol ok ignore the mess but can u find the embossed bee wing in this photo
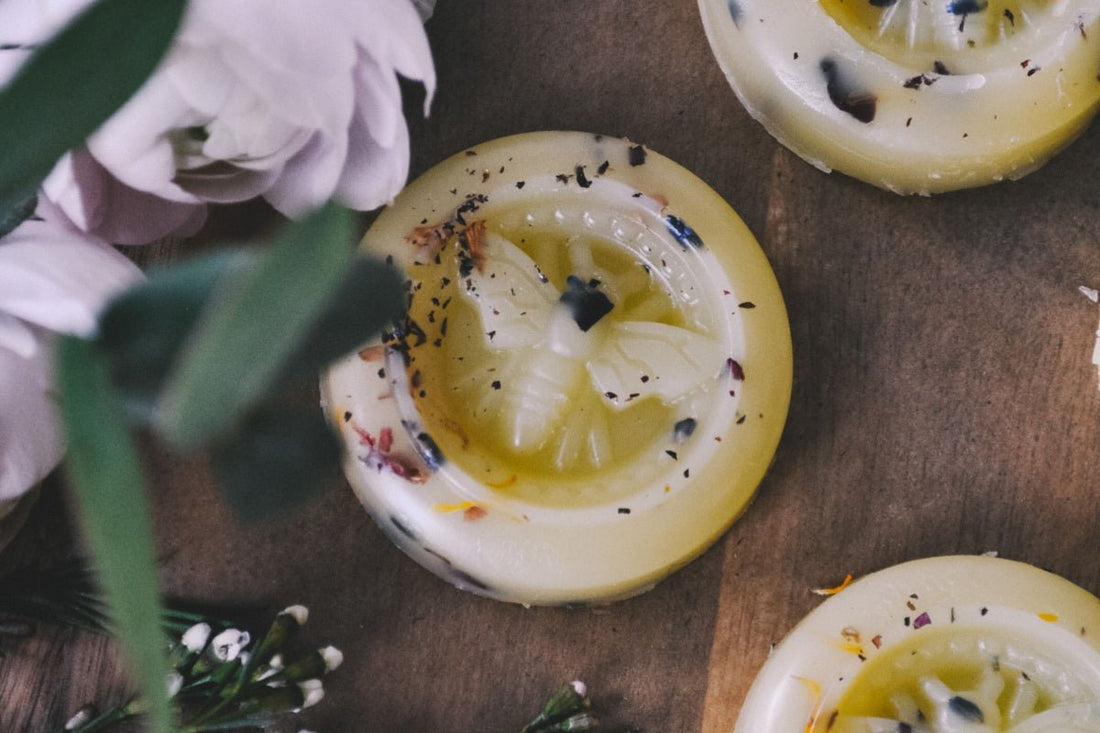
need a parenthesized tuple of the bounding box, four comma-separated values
(464, 231, 559, 349)
(587, 321, 723, 408)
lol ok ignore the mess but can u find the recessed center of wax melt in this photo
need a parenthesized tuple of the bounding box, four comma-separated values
(393, 193, 733, 509)
(832, 625, 1100, 731)
(817, 0, 1067, 72)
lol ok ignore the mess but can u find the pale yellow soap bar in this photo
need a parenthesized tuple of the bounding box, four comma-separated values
(699, 0, 1100, 193)
(736, 556, 1100, 732)
(320, 132, 792, 605)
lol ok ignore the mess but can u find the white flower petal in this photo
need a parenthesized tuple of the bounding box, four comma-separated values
(174, 164, 283, 204)
(264, 131, 349, 218)
(43, 150, 207, 244)
(335, 103, 410, 211)
(0, 218, 142, 336)
(193, 0, 356, 76)
(354, 49, 404, 150)
(0, 343, 64, 501)
(355, 0, 436, 113)
(0, 0, 93, 46)
(0, 312, 37, 359)
(87, 76, 205, 201)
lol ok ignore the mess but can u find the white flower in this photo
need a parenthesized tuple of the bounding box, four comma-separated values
(0, 208, 142, 504)
(210, 627, 251, 662)
(180, 622, 212, 653)
(165, 670, 184, 698)
(320, 645, 344, 672)
(282, 604, 309, 626)
(296, 679, 324, 710)
(9, 0, 436, 244)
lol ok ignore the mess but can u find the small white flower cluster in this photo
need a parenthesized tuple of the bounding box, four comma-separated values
(170, 605, 341, 724)
(64, 604, 343, 731)
(0, 0, 435, 511)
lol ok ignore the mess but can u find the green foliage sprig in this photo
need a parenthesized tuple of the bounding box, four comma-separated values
(62, 605, 342, 732)
(521, 682, 641, 733)
(0, 2, 406, 729)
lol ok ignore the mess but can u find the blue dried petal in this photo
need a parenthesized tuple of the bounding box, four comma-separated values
(666, 215, 705, 249)
(947, 0, 988, 14)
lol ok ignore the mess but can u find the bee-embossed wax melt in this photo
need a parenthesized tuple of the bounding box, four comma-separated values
(698, 0, 1100, 194)
(736, 556, 1100, 732)
(321, 132, 792, 605)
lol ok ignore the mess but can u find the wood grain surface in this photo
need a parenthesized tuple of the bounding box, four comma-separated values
(2, 1, 1099, 731)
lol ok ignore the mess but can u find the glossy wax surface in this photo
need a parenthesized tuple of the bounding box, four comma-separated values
(735, 556, 1100, 732)
(699, 0, 1100, 193)
(321, 131, 793, 605)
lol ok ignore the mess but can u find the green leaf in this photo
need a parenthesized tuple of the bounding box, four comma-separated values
(98, 249, 252, 421)
(156, 204, 358, 448)
(280, 254, 406, 380)
(56, 336, 171, 733)
(211, 404, 342, 520)
(0, 191, 37, 239)
(0, 0, 187, 213)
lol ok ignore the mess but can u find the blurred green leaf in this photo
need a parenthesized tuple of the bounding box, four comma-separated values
(0, 0, 187, 212)
(0, 192, 37, 238)
(281, 254, 406, 380)
(98, 249, 252, 420)
(155, 204, 358, 448)
(56, 336, 171, 733)
(211, 404, 342, 520)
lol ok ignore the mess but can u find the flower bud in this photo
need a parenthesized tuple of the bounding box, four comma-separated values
(64, 705, 96, 730)
(210, 628, 251, 662)
(297, 679, 324, 710)
(320, 645, 344, 672)
(181, 622, 212, 653)
(521, 681, 591, 733)
(247, 606, 307, 672)
(166, 670, 184, 698)
(282, 605, 309, 626)
(279, 645, 343, 681)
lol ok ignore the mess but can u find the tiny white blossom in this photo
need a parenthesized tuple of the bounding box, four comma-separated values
(210, 628, 251, 662)
(166, 670, 184, 698)
(282, 605, 309, 626)
(320, 645, 344, 672)
(181, 622, 212, 653)
(64, 706, 96, 731)
(297, 679, 324, 710)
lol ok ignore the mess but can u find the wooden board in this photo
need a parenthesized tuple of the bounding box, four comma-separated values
(2, 1, 1099, 730)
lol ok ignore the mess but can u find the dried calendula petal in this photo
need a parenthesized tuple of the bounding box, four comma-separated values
(699, 0, 1100, 194)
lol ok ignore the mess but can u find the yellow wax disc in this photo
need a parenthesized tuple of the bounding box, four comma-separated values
(735, 555, 1100, 732)
(321, 131, 791, 605)
(698, 0, 1100, 194)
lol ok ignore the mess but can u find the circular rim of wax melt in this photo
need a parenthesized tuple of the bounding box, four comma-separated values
(320, 131, 792, 606)
(734, 554, 1100, 732)
(697, 0, 1100, 194)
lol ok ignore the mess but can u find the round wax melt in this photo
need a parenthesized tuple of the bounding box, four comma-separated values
(736, 555, 1100, 732)
(698, 0, 1100, 194)
(321, 132, 792, 605)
